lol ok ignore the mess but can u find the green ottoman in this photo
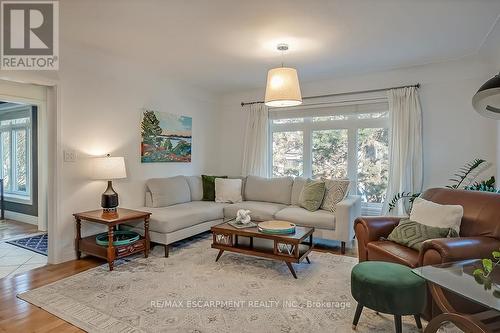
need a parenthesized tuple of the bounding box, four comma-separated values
(351, 261, 427, 333)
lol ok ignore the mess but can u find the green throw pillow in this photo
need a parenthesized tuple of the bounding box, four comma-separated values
(387, 219, 458, 251)
(299, 179, 326, 212)
(201, 175, 227, 201)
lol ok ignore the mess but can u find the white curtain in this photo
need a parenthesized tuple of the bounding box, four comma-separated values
(383, 87, 423, 215)
(241, 103, 269, 177)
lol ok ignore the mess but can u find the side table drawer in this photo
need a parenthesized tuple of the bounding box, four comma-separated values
(116, 240, 145, 258)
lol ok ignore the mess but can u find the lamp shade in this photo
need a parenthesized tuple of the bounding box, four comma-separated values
(264, 67, 302, 107)
(472, 73, 500, 120)
(91, 156, 127, 180)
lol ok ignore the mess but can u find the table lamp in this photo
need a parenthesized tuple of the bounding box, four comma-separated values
(92, 154, 127, 212)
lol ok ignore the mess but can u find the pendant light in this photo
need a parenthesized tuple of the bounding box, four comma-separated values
(264, 43, 302, 107)
(472, 72, 500, 119)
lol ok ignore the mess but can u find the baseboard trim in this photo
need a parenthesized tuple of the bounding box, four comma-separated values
(5, 210, 38, 225)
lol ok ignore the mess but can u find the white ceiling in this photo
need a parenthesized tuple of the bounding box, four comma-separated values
(61, 0, 500, 93)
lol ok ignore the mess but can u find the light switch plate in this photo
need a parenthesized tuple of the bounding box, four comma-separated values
(64, 150, 77, 162)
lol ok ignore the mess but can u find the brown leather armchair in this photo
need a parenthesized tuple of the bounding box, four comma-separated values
(355, 188, 500, 317)
(355, 188, 500, 268)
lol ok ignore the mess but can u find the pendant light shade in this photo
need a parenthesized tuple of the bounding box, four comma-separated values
(264, 67, 302, 108)
(472, 73, 500, 120)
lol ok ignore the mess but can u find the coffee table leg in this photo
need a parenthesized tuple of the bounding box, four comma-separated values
(215, 250, 224, 262)
(285, 262, 298, 279)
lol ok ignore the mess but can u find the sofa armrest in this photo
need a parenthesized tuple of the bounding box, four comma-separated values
(354, 216, 403, 261)
(145, 191, 153, 207)
(334, 195, 361, 243)
(419, 236, 500, 266)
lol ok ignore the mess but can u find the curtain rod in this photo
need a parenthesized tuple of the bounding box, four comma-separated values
(240, 83, 420, 107)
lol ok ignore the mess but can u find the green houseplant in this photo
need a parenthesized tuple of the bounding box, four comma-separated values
(388, 159, 498, 213)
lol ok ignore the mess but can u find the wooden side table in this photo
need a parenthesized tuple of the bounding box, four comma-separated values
(73, 208, 151, 271)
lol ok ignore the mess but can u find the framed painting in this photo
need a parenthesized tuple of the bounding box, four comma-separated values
(141, 110, 192, 162)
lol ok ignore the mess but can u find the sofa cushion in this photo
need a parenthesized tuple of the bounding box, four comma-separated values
(321, 178, 350, 212)
(298, 179, 326, 211)
(244, 176, 293, 205)
(274, 206, 336, 230)
(202, 175, 228, 201)
(367, 240, 420, 268)
(215, 178, 243, 203)
(291, 177, 307, 206)
(224, 201, 287, 222)
(186, 176, 203, 201)
(129, 201, 228, 234)
(229, 176, 247, 198)
(146, 176, 191, 208)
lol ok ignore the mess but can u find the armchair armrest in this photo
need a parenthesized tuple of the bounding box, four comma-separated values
(354, 216, 404, 261)
(354, 216, 403, 242)
(419, 236, 500, 266)
(334, 195, 361, 243)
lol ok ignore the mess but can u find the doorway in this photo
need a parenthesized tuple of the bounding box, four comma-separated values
(0, 80, 48, 278)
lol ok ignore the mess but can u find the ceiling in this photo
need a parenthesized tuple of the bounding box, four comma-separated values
(61, 0, 500, 93)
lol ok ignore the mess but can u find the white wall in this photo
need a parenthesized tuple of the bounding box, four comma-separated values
(53, 46, 220, 262)
(1, 46, 220, 263)
(217, 56, 498, 190)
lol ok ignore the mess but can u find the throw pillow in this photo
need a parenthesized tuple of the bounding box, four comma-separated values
(320, 178, 350, 212)
(299, 179, 326, 212)
(387, 219, 458, 251)
(215, 178, 243, 203)
(201, 175, 228, 201)
(410, 197, 463, 235)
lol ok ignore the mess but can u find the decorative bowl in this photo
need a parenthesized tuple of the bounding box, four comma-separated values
(95, 230, 140, 246)
(258, 220, 296, 234)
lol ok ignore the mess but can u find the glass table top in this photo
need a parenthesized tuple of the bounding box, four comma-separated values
(413, 259, 500, 311)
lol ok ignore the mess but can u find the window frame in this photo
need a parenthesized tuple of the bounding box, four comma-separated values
(0, 105, 32, 204)
(269, 101, 390, 213)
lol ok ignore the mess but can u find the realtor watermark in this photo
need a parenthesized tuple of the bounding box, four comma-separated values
(1, 0, 59, 70)
(151, 299, 352, 310)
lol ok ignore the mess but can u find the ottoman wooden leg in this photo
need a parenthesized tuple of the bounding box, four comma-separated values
(352, 303, 363, 329)
(394, 315, 402, 333)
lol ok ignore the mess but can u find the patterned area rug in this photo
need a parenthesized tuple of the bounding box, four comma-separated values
(7, 233, 48, 255)
(18, 235, 460, 333)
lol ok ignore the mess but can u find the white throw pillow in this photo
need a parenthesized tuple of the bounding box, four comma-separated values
(215, 178, 243, 203)
(410, 197, 463, 234)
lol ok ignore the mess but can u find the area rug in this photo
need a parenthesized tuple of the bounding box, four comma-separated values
(18, 236, 460, 333)
(7, 233, 48, 255)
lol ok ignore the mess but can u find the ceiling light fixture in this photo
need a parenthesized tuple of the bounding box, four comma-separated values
(472, 72, 500, 119)
(264, 43, 302, 108)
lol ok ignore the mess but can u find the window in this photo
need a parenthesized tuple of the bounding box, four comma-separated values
(272, 131, 303, 177)
(0, 106, 32, 201)
(312, 129, 348, 178)
(270, 101, 390, 215)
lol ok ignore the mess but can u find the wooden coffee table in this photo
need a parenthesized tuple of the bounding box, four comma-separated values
(211, 222, 314, 279)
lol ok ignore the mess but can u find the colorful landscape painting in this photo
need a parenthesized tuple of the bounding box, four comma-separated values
(141, 110, 192, 162)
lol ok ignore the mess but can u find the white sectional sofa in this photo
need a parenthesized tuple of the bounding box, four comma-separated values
(123, 175, 361, 256)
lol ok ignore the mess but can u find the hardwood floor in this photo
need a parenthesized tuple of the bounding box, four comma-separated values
(0, 235, 357, 332)
(0, 257, 104, 333)
(0, 219, 39, 241)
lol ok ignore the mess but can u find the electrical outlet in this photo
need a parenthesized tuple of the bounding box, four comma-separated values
(64, 150, 77, 162)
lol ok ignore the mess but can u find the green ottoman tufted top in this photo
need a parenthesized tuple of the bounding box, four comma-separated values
(351, 261, 427, 316)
